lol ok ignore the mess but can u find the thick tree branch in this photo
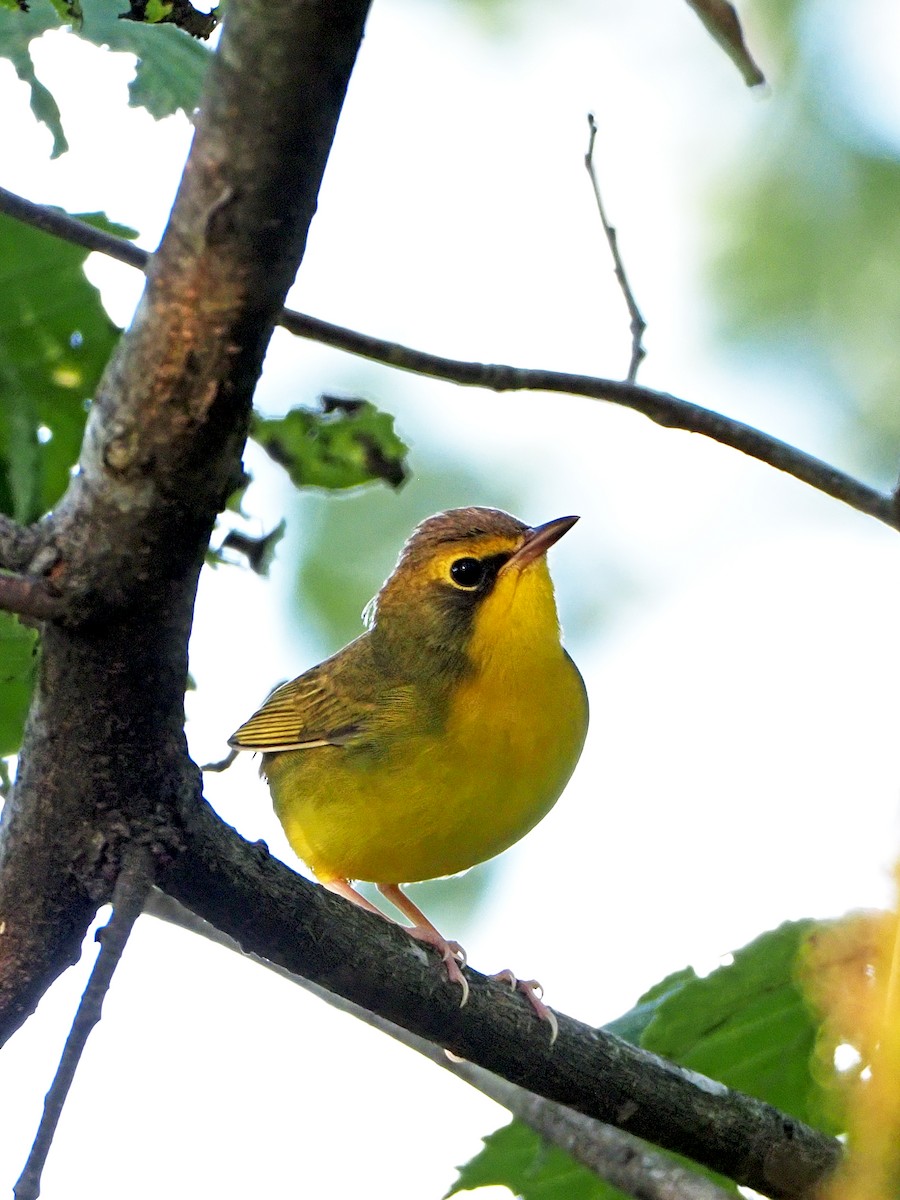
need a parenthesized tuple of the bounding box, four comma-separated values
(158, 799, 842, 1200)
(14, 849, 153, 1200)
(0, 185, 893, 533)
(146, 888, 738, 1200)
(0, 0, 372, 1043)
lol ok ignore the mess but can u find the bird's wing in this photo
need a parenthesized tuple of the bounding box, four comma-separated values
(228, 638, 406, 753)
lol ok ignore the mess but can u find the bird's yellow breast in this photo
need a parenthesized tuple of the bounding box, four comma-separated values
(265, 559, 588, 885)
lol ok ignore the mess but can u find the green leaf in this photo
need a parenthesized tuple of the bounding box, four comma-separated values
(251, 396, 410, 493)
(458, 924, 833, 1198)
(709, 0, 900, 470)
(0, 611, 38, 757)
(635, 920, 836, 1132)
(0, 209, 126, 522)
(448, 1121, 625, 1200)
(48, 0, 81, 21)
(602, 966, 698, 1045)
(0, 0, 212, 152)
(93, 11, 212, 118)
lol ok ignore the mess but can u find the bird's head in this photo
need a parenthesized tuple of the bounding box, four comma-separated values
(368, 506, 578, 681)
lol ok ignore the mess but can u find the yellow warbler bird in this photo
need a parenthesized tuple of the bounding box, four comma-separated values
(229, 507, 588, 1019)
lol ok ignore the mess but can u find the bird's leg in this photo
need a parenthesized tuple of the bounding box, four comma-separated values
(377, 883, 469, 1007)
(490, 969, 559, 1045)
(321, 877, 390, 919)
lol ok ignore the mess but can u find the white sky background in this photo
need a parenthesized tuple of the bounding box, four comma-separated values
(2, 1, 900, 1197)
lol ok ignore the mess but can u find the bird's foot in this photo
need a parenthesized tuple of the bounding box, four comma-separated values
(406, 925, 470, 1007)
(490, 969, 559, 1046)
(376, 883, 470, 1006)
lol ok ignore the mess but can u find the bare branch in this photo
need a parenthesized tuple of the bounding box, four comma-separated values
(14, 849, 153, 1200)
(1, 186, 892, 533)
(146, 888, 738, 1200)
(0, 574, 62, 621)
(584, 113, 647, 382)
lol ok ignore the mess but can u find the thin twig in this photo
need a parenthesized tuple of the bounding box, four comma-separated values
(584, 113, 647, 382)
(200, 748, 238, 773)
(0, 186, 149, 270)
(0, 186, 895, 533)
(14, 849, 154, 1200)
(0, 574, 62, 621)
(144, 890, 734, 1200)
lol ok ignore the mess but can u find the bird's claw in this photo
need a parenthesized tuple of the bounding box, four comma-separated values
(489, 969, 558, 1046)
(407, 926, 470, 1007)
(448, 940, 467, 968)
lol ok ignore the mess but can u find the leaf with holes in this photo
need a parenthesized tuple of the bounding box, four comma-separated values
(251, 397, 409, 493)
(0, 0, 212, 154)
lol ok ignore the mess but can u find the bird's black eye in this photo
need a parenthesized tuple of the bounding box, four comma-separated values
(449, 557, 486, 589)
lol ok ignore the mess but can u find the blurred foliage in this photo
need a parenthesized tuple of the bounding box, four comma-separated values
(0, 208, 125, 753)
(0, 210, 127, 523)
(251, 396, 409, 494)
(710, 0, 900, 473)
(456, 921, 841, 1196)
(798, 910, 890, 1131)
(0, 612, 37, 757)
(0, 0, 211, 156)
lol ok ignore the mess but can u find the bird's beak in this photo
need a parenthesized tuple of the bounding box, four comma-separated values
(502, 515, 579, 572)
